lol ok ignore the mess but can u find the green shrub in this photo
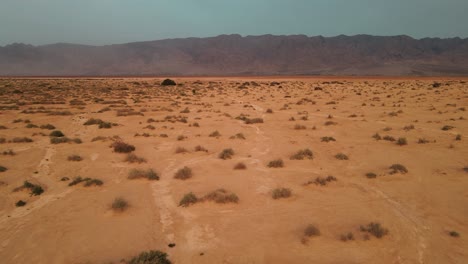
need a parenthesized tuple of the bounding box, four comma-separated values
(179, 192, 198, 207)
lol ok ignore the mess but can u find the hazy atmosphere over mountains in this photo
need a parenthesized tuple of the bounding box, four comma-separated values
(1, 34, 468, 76)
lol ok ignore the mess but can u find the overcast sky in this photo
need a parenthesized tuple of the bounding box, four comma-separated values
(1, 0, 467, 46)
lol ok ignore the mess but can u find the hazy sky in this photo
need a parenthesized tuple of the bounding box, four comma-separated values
(1, 0, 467, 46)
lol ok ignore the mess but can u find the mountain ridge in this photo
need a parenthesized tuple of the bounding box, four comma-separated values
(1, 34, 467, 76)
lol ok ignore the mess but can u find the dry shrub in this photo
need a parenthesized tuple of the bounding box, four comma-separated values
(272, 188, 292, 199)
(174, 166, 193, 180)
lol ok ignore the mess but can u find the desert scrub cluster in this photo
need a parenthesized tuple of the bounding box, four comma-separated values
(219, 148, 234, 159)
(125, 153, 147, 163)
(174, 166, 193, 180)
(68, 177, 103, 187)
(128, 169, 159, 180)
(272, 188, 292, 199)
(321, 136, 336, 142)
(290, 149, 313, 160)
(128, 250, 171, 264)
(233, 162, 247, 170)
(304, 176, 337, 186)
(334, 153, 349, 160)
(179, 189, 239, 207)
(13, 181, 44, 196)
(111, 141, 136, 153)
(267, 159, 284, 168)
(67, 155, 83, 161)
(360, 222, 389, 238)
(111, 197, 129, 212)
(389, 164, 408, 174)
(83, 118, 116, 129)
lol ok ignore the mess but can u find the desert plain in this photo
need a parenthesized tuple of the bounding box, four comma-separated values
(0, 77, 467, 264)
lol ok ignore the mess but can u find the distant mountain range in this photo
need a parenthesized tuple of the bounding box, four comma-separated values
(1, 34, 467, 76)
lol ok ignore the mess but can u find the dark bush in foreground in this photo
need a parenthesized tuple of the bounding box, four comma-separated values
(244, 118, 264, 124)
(161, 79, 176, 86)
(0, 166, 7, 172)
(219, 148, 234, 160)
(267, 159, 284, 168)
(233, 162, 247, 170)
(389, 164, 408, 174)
(203, 189, 239, 204)
(68, 155, 83, 161)
(335, 153, 349, 160)
(304, 224, 321, 237)
(49, 130, 65, 137)
(68, 177, 103, 187)
(340, 232, 355, 241)
(128, 250, 171, 264)
(125, 153, 147, 163)
(360, 222, 388, 238)
(272, 188, 292, 199)
(179, 192, 198, 207)
(396, 137, 407, 146)
(112, 197, 129, 212)
(16, 200, 26, 207)
(174, 166, 193, 180)
(128, 169, 159, 180)
(112, 141, 136, 153)
(321, 136, 336, 142)
(290, 149, 313, 160)
(305, 176, 337, 186)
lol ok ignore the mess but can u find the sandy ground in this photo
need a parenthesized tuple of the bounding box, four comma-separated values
(0, 77, 467, 264)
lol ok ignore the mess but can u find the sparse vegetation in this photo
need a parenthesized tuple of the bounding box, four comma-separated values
(111, 197, 129, 212)
(389, 164, 408, 174)
(360, 222, 388, 238)
(290, 149, 313, 160)
(128, 169, 159, 180)
(304, 224, 321, 237)
(219, 148, 234, 159)
(179, 192, 198, 207)
(125, 153, 147, 163)
(233, 162, 247, 170)
(174, 166, 193, 180)
(112, 141, 135, 153)
(272, 188, 292, 199)
(128, 250, 172, 264)
(335, 153, 349, 160)
(67, 155, 83, 161)
(267, 159, 284, 168)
